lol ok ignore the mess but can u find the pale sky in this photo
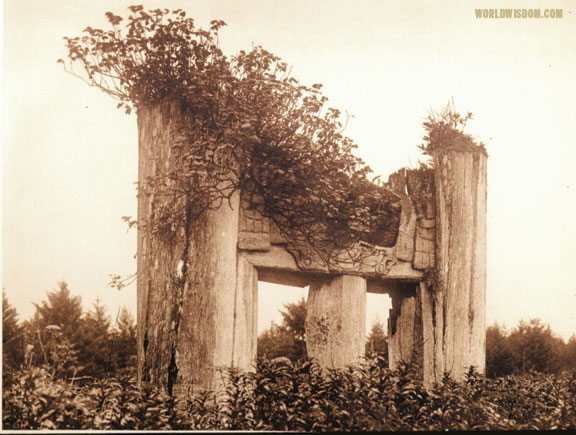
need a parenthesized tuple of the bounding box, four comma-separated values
(3, 0, 576, 340)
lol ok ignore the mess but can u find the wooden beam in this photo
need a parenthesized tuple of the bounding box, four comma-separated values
(242, 245, 424, 281)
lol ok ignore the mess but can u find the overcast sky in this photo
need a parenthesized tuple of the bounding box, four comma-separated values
(3, 0, 576, 340)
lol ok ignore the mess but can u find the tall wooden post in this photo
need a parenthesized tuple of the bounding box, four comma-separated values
(306, 275, 367, 368)
(427, 146, 487, 384)
(136, 101, 243, 396)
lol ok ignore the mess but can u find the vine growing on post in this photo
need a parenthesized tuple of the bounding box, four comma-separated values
(60, 5, 402, 269)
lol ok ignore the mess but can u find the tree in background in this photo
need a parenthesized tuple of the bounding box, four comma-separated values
(258, 298, 307, 362)
(109, 307, 137, 375)
(79, 298, 113, 376)
(19, 281, 137, 378)
(485, 318, 574, 377)
(24, 282, 84, 377)
(28, 281, 84, 344)
(365, 320, 388, 359)
(258, 325, 301, 362)
(507, 318, 564, 375)
(279, 298, 307, 359)
(77, 300, 138, 376)
(3, 291, 25, 387)
(486, 323, 515, 377)
(563, 335, 576, 371)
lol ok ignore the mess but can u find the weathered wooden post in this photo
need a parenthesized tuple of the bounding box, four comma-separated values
(306, 275, 367, 368)
(136, 101, 246, 396)
(427, 145, 487, 383)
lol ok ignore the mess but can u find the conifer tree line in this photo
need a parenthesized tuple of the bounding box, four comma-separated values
(3, 285, 575, 389)
(2, 283, 136, 387)
(486, 320, 576, 377)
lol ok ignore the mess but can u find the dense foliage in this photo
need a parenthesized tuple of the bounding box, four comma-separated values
(4, 356, 575, 431)
(59, 6, 402, 269)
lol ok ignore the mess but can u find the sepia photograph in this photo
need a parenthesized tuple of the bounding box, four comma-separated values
(3, 0, 576, 431)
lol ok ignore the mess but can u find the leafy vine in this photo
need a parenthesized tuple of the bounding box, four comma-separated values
(60, 5, 402, 269)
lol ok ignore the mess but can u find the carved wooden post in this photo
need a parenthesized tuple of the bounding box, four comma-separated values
(306, 275, 366, 368)
(428, 146, 487, 383)
(387, 171, 425, 375)
(137, 101, 242, 396)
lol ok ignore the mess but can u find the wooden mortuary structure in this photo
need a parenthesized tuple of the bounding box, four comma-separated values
(136, 102, 487, 395)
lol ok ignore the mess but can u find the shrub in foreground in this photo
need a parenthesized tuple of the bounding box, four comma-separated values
(3, 356, 576, 431)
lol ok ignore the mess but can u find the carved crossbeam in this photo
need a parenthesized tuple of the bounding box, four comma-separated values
(243, 245, 424, 281)
(237, 167, 435, 281)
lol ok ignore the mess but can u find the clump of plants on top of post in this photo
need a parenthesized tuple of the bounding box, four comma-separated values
(59, 5, 401, 269)
(419, 100, 487, 157)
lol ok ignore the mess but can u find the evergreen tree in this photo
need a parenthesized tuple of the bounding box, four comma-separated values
(279, 298, 307, 359)
(25, 281, 83, 377)
(257, 324, 299, 361)
(29, 281, 84, 343)
(486, 323, 515, 377)
(258, 298, 307, 362)
(508, 318, 564, 375)
(23, 282, 137, 378)
(110, 306, 137, 374)
(563, 334, 576, 371)
(485, 319, 569, 377)
(3, 291, 25, 387)
(79, 297, 113, 376)
(366, 320, 388, 359)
